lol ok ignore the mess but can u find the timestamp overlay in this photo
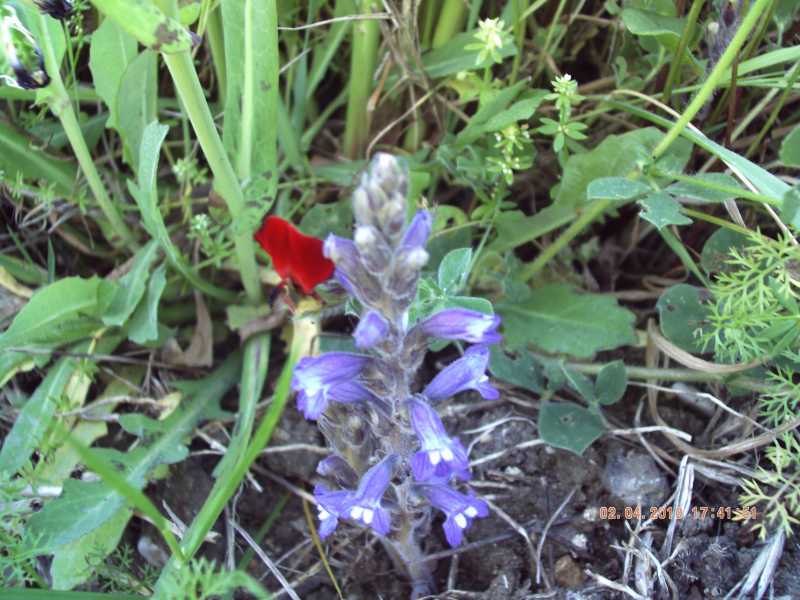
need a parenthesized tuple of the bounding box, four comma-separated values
(599, 505, 759, 521)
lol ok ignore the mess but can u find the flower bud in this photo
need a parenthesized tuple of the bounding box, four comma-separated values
(0, 6, 49, 90)
(34, 0, 74, 20)
(355, 225, 392, 275)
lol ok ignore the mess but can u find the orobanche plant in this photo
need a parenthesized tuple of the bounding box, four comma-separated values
(290, 154, 502, 596)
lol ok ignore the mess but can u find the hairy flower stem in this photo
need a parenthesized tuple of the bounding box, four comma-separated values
(37, 13, 137, 250)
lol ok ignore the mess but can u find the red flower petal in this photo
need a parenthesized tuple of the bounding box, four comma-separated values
(254, 216, 335, 295)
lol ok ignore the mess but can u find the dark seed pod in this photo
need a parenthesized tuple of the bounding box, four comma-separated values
(34, 1, 74, 20)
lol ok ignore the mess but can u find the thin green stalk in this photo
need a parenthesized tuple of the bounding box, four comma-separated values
(651, 168, 780, 205)
(419, 0, 438, 51)
(532, 0, 568, 81)
(520, 198, 609, 282)
(207, 5, 227, 106)
(659, 226, 710, 287)
(343, 0, 380, 158)
(157, 0, 262, 303)
(663, 0, 704, 105)
(510, 0, 530, 84)
(431, 0, 468, 49)
(745, 60, 800, 158)
(652, 0, 774, 161)
(37, 14, 137, 250)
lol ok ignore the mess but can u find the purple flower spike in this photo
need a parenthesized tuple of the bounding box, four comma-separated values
(423, 345, 499, 402)
(292, 353, 372, 419)
(354, 310, 390, 349)
(314, 455, 396, 538)
(420, 308, 502, 345)
(400, 210, 432, 251)
(422, 484, 489, 547)
(408, 397, 470, 482)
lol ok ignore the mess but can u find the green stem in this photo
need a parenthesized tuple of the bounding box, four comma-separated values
(207, 5, 227, 107)
(510, 0, 529, 84)
(651, 0, 774, 160)
(745, 60, 800, 158)
(343, 0, 380, 158)
(431, 0, 468, 49)
(37, 14, 137, 250)
(532, 0, 568, 81)
(157, 0, 262, 303)
(663, 0, 704, 105)
(659, 226, 710, 287)
(651, 168, 780, 205)
(520, 199, 610, 282)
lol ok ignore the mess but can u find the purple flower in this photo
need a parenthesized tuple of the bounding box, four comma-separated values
(421, 484, 489, 547)
(354, 310, 390, 349)
(314, 455, 396, 538)
(419, 308, 502, 345)
(400, 210, 432, 251)
(423, 345, 499, 402)
(324, 234, 382, 305)
(34, 0, 73, 19)
(292, 353, 376, 419)
(408, 397, 470, 482)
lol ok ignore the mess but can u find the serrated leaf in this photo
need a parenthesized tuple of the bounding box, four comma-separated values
(103, 241, 160, 327)
(638, 191, 692, 229)
(437, 248, 472, 294)
(26, 355, 241, 550)
(497, 284, 636, 358)
(656, 284, 712, 353)
(538, 402, 605, 455)
(586, 177, 651, 202)
(89, 0, 194, 53)
(128, 262, 167, 344)
(89, 18, 137, 131)
(595, 360, 627, 405)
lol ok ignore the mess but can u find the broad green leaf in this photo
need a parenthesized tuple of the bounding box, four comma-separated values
(0, 118, 77, 194)
(780, 186, 800, 229)
(50, 508, 131, 590)
(455, 81, 545, 146)
(128, 262, 167, 344)
(0, 277, 115, 352)
(586, 177, 651, 202)
(656, 284, 712, 353)
(538, 402, 605, 455)
(0, 589, 142, 599)
(89, 18, 137, 130)
(666, 173, 743, 203)
(622, 8, 683, 41)
(103, 240, 160, 327)
(88, 0, 194, 53)
(117, 50, 157, 172)
(489, 347, 544, 393)
(780, 124, 800, 167)
(29, 112, 108, 152)
(595, 360, 627, 405)
(488, 205, 574, 254)
(221, 0, 279, 181)
(420, 30, 517, 79)
(437, 248, 472, 294)
(561, 366, 595, 402)
(299, 199, 353, 239)
(638, 191, 692, 230)
(497, 284, 636, 358)
(26, 355, 241, 550)
(700, 228, 749, 273)
(0, 254, 47, 286)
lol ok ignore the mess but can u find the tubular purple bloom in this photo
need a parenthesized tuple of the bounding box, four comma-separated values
(314, 455, 396, 538)
(408, 397, 470, 482)
(421, 484, 489, 547)
(423, 345, 499, 402)
(400, 210, 432, 251)
(292, 353, 372, 419)
(419, 308, 502, 345)
(354, 310, 390, 349)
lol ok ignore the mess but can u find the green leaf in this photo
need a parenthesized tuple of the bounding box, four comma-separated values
(780, 186, 800, 229)
(117, 50, 157, 173)
(622, 7, 683, 40)
(0, 589, 143, 599)
(88, 18, 137, 131)
(586, 177, 651, 202)
(656, 284, 712, 353)
(0, 119, 78, 194)
(561, 366, 595, 402)
(102, 240, 160, 327)
(497, 284, 637, 358)
(455, 81, 545, 146)
(437, 248, 472, 294)
(700, 228, 749, 273)
(221, 0, 279, 181)
(595, 360, 627, 405)
(299, 199, 353, 239)
(26, 355, 242, 550)
(780, 124, 800, 167)
(128, 262, 167, 344)
(489, 347, 543, 393)
(0, 277, 115, 352)
(420, 30, 517, 79)
(666, 173, 743, 203)
(88, 0, 195, 53)
(538, 402, 605, 455)
(638, 191, 692, 229)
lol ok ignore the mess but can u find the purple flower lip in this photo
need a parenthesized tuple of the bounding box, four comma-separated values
(423, 345, 499, 402)
(419, 308, 502, 345)
(291, 353, 376, 419)
(399, 210, 432, 251)
(408, 397, 470, 482)
(354, 310, 390, 349)
(421, 484, 489, 547)
(314, 455, 397, 538)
